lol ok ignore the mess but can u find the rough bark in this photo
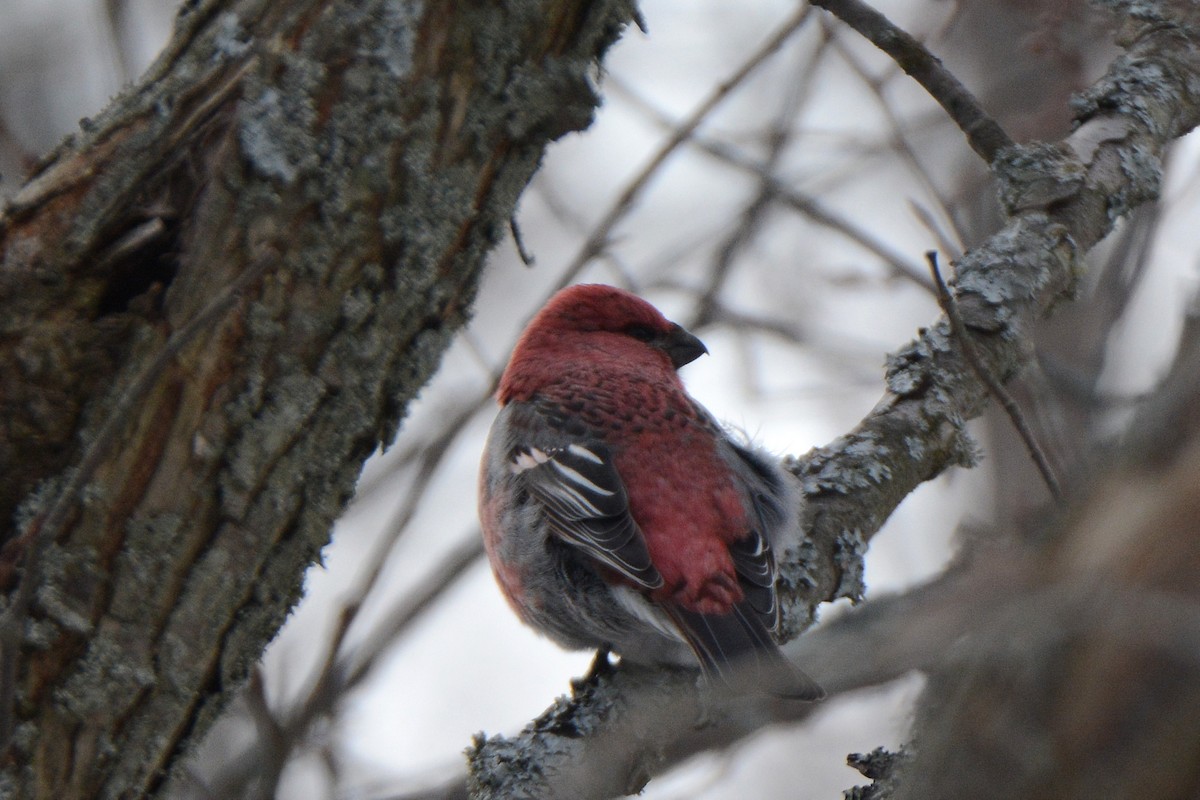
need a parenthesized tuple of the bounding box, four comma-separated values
(0, 1, 636, 797)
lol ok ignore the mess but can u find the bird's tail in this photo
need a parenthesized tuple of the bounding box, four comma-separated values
(668, 605, 824, 700)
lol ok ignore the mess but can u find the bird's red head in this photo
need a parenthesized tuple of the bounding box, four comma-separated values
(497, 284, 707, 404)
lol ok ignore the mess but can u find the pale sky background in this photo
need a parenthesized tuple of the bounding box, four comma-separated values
(2, 1, 1196, 798)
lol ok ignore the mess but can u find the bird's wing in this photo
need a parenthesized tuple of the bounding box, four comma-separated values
(711, 425, 792, 633)
(505, 402, 663, 591)
(727, 528, 778, 627)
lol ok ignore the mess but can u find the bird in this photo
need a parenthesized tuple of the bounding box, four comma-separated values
(478, 283, 822, 699)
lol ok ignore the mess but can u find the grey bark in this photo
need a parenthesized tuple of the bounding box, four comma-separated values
(0, 1, 637, 797)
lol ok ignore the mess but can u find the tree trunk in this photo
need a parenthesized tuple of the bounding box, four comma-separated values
(0, 1, 636, 797)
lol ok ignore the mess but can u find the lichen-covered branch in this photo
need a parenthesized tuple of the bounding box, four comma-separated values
(0, 1, 637, 797)
(467, 2, 1200, 797)
(780, 0, 1200, 637)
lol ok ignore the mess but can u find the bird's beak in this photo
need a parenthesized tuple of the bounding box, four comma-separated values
(664, 324, 708, 369)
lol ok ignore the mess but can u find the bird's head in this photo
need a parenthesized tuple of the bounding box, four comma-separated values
(496, 284, 708, 405)
(526, 284, 708, 369)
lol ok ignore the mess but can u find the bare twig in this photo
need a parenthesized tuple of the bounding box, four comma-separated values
(607, 75, 934, 290)
(561, 6, 813, 285)
(810, 0, 1014, 163)
(244, 668, 288, 799)
(926, 251, 1063, 502)
(102, 0, 134, 82)
(908, 199, 963, 263)
(338, 536, 484, 686)
(353, 390, 493, 505)
(824, 20, 966, 255)
(692, 25, 830, 328)
(769, 178, 934, 290)
(206, 535, 484, 794)
(509, 215, 535, 266)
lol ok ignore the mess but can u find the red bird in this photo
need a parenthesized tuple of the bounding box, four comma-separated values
(479, 284, 822, 699)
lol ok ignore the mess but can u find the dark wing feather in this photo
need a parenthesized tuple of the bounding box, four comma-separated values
(725, 438, 791, 632)
(728, 531, 777, 627)
(506, 403, 663, 590)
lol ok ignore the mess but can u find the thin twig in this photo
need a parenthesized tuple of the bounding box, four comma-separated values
(352, 391, 493, 505)
(509, 215, 536, 266)
(338, 536, 484, 687)
(810, 0, 1013, 163)
(692, 24, 829, 329)
(102, 0, 134, 82)
(559, 6, 813, 286)
(926, 251, 1063, 502)
(244, 667, 288, 798)
(0, 256, 272, 750)
(908, 199, 963, 263)
(606, 75, 934, 291)
(824, 20, 966, 255)
(769, 177, 934, 291)
(206, 535, 484, 795)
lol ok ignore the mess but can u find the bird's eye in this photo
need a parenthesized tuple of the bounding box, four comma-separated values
(625, 324, 657, 342)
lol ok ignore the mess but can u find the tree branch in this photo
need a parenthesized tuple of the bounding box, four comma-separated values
(809, 0, 1015, 163)
(926, 251, 1063, 502)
